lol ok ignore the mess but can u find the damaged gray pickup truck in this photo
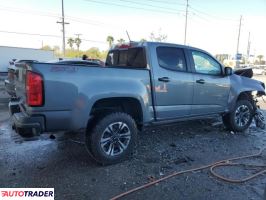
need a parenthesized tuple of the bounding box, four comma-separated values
(10, 42, 265, 164)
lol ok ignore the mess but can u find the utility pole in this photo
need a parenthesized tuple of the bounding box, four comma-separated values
(247, 32, 251, 62)
(236, 15, 242, 55)
(57, 0, 69, 57)
(184, 0, 189, 45)
(236, 15, 242, 67)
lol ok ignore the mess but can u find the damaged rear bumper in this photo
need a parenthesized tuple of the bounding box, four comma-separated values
(9, 100, 45, 137)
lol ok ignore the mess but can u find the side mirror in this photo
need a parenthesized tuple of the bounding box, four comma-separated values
(224, 67, 233, 76)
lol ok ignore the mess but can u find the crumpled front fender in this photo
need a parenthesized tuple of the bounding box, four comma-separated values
(227, 74, 265, 111)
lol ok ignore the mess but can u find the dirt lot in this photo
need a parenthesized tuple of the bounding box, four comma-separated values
(1, 77, 266, 200)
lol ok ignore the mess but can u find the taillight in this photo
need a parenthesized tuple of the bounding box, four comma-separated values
(26, 71, 43, 106)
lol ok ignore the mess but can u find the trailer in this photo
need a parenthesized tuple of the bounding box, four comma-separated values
(0, 46, 55, 76)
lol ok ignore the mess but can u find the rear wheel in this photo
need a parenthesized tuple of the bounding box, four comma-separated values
(222, 113, 231, 130)
(16, 127, 34, 138)
(85, 112, 137, 165)
(222, 100, 254, 132)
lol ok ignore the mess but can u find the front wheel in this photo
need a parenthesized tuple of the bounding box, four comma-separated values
(86, 112, 137, 165)
(222, 100, 254, 132)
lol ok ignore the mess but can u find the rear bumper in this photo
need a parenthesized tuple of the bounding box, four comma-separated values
(12, 112, 45, 134)
(9, 100, 90, 137)
(9, 101, 45, 137)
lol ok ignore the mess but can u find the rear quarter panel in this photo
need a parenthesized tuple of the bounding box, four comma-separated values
(16, 63, 153, 131)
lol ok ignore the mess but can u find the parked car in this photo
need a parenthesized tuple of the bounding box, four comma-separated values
(87, 58, 105, 66)
(9, 42, 265, 165)
(0, 46, 54, 77)
(5, 59, 38, 97)
(47, 58, 103, 66)
(252, 66, 266, 75)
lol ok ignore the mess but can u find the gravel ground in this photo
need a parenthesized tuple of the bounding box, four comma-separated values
(1, 102, 266, 200)
(1, 76, 266, 200)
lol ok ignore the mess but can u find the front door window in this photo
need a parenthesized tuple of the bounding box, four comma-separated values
(192, 51, 222, 75)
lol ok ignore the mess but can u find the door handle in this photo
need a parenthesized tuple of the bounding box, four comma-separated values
(196, 79, 205, 84)
(158, 77, 170, 82)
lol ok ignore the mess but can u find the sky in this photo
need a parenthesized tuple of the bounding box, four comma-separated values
(0, 0, 265, 57)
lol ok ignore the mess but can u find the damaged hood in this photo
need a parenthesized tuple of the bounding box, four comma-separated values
(234, 68, 253, 78)
(230, 73, 265, 96)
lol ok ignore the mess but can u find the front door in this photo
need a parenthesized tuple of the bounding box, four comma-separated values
(189, 50, 230, 115)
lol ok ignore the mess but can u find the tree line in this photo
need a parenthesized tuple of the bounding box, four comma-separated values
(41, 29, 168, 59)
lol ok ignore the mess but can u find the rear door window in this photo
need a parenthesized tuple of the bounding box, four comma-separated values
(156, 47, 187, 71)
(117, 50, 128, 66)
(127, 47, 147, 68)
(106, 47, 147, 68)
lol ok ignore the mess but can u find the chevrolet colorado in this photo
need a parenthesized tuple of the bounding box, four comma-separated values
(9, 42, 265, 164)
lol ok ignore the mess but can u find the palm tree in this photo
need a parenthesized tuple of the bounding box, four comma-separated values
(257, 55, 264, 65)
(74, 37, 82, 52)
(117, 38, 125, 45)
(67, 38, 75, 49)
(149, 29, 167, 42)
(106, 36, 114, 48)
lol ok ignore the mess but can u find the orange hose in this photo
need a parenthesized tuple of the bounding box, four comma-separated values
(110, 148, 266, 200)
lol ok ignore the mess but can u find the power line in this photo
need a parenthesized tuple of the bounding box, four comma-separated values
(0, 5, 112, 27)
(190, 12, 238, 28)
(0, 5, 60, 18)
(190, 12, 211, 22)
(65, 16, 106, 26)
(189, 6, 238, 21)
(0, 30, 106, 44)
(81, 38, 106, 44)
(84, 0, 181, 15)
(0, 30, 62, 38)
(144, 0, 185, 6)
(116, 0, 184, 13)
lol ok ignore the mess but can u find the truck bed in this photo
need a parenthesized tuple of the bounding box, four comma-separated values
(13, 62, 154, 132)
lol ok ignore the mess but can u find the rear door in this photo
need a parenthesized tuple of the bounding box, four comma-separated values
(189, 50, 230, 115)
(151, 44, 194, 120)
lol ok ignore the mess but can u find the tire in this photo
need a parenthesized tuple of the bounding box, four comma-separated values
(85, 112, 137, 165)
(222, 113, 231, 130)
(16, 127, 34, 138)
(223, 100, 254, 132)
